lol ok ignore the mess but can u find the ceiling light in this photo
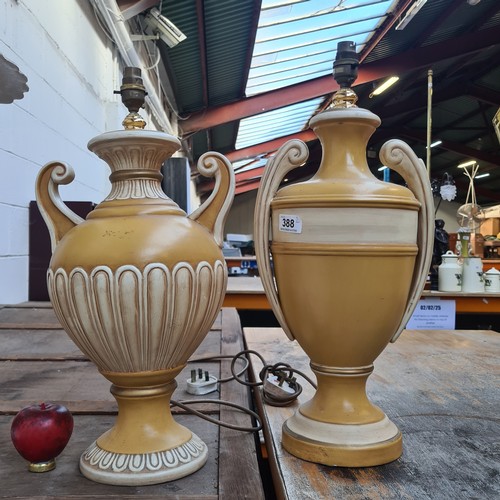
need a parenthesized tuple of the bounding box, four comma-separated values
(458, 160, 477, 168)
(475, 173, 490, 179)
(369, 76, 399, 98)
(395, 0, 428, 30)
(427, 140, 442, 148)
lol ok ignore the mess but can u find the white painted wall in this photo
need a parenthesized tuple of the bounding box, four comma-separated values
(0, 0, 140, 304)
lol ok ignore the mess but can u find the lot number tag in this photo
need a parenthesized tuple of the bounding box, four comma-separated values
(279, 214, 302, 234)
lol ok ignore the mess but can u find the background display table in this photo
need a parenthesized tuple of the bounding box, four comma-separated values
(224, 276, 500, 314)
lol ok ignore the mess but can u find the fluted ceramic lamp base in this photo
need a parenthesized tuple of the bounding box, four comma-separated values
(78, 369, 209, 485)
(282, 410, 402, 467)
(79, 434, 208, 486)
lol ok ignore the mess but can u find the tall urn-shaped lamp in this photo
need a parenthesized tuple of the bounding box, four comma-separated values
(255, 42, 433, 467)
(35, 68, 235, 485)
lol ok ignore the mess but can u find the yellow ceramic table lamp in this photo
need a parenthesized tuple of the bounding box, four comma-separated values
(255, 41, 433, 467)
(35, 68, 235, 485)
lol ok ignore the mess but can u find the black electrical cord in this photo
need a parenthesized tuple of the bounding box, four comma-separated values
(189, 354, 249, 383)
(174, 349, 317, 433)
(170, 398, 262, 432)
(229, 350, 317, 407)
(171, 353, 260, 433)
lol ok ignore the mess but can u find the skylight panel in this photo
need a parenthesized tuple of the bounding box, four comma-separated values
(247, 0, 396, 99)
(235, 98, 323, 150)
(234, 0, 398, 159)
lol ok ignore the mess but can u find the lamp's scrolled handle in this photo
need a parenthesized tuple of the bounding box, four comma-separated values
(35, 162, 84, 253)
(189, 152, 235, 247)
(254, 140, 309, 341)
(380, 139, 434, 342)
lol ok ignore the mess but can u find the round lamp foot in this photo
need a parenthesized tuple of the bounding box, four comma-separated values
(282, 411, 402, 467)
(79, 433, 208, 486)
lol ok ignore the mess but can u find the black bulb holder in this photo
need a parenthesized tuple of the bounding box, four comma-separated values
(333, 41, 359, 89)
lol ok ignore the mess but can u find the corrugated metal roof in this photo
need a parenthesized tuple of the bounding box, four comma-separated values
(204, 0, 259, 106)
(152, 0, 500, 205)
(160, 0, 203, 112)
(160, 0, 259, 112)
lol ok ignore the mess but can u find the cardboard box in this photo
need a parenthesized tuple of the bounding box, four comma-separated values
(481, 218, 500, 236)
(470, 233, 484, 257)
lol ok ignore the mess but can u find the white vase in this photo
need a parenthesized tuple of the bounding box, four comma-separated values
(461, 257, 484, 292)
(484, 267, 500, 293)
(438, 251, 462, 292)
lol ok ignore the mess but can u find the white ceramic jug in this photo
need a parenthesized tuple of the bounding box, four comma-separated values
(438, 250, 462, 292)
(461, 257, 484, 292)
(484, 267, 500, 293)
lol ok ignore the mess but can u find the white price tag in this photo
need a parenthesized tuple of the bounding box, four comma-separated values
(279, 214, 302, 234)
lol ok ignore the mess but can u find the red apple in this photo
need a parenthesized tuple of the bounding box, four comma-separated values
(11, 402, 74, 472)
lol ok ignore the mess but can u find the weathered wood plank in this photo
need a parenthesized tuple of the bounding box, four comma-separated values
(211, 311, 222, 331)
(0, 328, 84, 359)
(0, 359, 112, 403)
(0, 414, 219, 498)
(0, 305, 223, 331)
(0, 327, 221, 361)
(0, 305, 61, 328)
(0, 322, 63, 330)
(3, 301, 53, 309)
(0, 331, 222, 416)
(218, 308, 265, 500)
(245, 327, 500, 500)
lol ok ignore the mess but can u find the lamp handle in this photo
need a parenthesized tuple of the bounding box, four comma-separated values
(36, 162, 84, 253)
(189, 152, 235, 247)
(380, 139, 434, 342)
(254, 140, 309, 341)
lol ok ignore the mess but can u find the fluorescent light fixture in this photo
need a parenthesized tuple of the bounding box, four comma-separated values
(427, 140, 442, 148)
(458, 160, 477, 168)
(378, 166, 388, 171)
(145, 8, 186, 48)
(369, 76, 399, 98)
(395, 0, 428, 30)
(475, 173, 490, 179)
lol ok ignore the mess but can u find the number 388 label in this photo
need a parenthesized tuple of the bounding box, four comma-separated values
(279, 214, 302, 234)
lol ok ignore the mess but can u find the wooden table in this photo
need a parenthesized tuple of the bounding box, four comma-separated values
(244, 326, 500, 500)
(224, 276, 500, 314)
(0, 304, 265, 499)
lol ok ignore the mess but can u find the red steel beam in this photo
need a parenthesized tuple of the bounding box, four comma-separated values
(226, 129, 316, 162)
(199, 164, 267, 195)
(180, 26, 500, 136)
(235, 179, 263, 195)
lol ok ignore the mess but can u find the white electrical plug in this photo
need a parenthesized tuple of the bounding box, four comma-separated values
(186, 368, 218, 395)
(262, 372, 301, 405)
(264, 374, 297, 396)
